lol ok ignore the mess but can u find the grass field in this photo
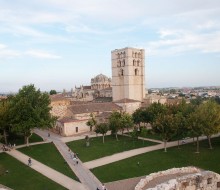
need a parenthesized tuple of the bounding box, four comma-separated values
(0, 153, 67, 190)
(91, 137, 220, 183)
(67, 135, 158, 162)
(18, 142, 78, 181)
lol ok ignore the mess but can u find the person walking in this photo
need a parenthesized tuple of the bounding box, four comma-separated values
(28, 158, 32, 166)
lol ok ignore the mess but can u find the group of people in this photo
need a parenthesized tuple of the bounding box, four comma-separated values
(2, 143, 15, 151)
(68, 148, 79, 165)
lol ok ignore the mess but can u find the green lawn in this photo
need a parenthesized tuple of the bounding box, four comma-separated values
(1, 133, 43, 146)
(0, 153, 67, 190)
(18, 142, 79, 181)
(67, 135, 158, 162)
(91, 137, 220, 183)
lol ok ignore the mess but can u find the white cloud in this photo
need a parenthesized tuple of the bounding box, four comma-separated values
(0, 43, 20, 58)
(146, 29, 220, 56)
(25, 50, 61, 59)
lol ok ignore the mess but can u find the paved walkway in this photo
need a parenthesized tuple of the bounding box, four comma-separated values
(34, 129, 102, 190)
(6, 149, 85, 190)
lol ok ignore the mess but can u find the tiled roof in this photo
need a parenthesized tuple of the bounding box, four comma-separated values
(67, 102, 122, 115)
(50, 94, 66, 101)
(114, 98, 141, 103)
(58, 118, 87, 124)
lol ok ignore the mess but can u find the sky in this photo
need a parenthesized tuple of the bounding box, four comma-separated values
(0, 0, 220, 93)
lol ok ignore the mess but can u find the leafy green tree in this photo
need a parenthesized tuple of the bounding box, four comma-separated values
(190, 96, 203, 106)
(10, 84, 55, 146)
(153, 114, 177, 152)
(130, 127, 139, 146)
(198, 100, 220, 149)
(140, 127, 148, 145)
(109, 111, 122, 141)
(0, 99, 11, 144)
(132, 108, 144, 127)
(188, 109, 204, 153)
(95, 123, 109, 143)
(121, 112, 133, 134)
(147, 103, 167, 124)
(49, 90, 57, 95)
(86, 113, 97, 132)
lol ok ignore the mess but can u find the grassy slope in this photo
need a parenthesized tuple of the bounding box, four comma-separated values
(67, 135, 158, 162)
(0, 153, 67, 190)
(91, 137, 220, 183)
(18, 142, 78, 181)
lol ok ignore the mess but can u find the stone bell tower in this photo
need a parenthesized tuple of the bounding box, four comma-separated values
(111, 47, 145, 102)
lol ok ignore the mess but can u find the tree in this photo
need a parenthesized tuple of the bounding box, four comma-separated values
(140, 127, 148, 145)
(10, 84, 55, 146)
(120, 112, 133, 134)
(198, 100, 220, 149)
(147, 103, 167, 124)
(153, 114, 177, 152)
(95, 123, 109, 143)
(188, 109, 204, 153)
(0, 98, 11, 144)
(49, 90, 57, 95)
(86, 113, 97, 132)
(108, 111, 122, 141)
(132, 108, 144, 127)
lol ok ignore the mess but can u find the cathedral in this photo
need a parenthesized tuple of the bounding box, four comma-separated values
(51, 47, 147, 136)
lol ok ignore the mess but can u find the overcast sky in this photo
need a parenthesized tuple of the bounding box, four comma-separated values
(0, 0, 220, 92)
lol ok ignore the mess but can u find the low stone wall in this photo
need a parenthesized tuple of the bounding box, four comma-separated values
(135, 167, 200, 190)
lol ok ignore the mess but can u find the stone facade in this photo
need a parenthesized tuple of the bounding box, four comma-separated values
(135, 167, 220, 190)
(111, 47, 145, 102)
(73, 73, 112, 101)
(50, 94, 70, 118)
(114, 98, 142, 114)
(91, 73, 111, 90)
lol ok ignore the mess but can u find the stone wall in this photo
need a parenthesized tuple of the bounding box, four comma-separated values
(135, 167, 220, 190)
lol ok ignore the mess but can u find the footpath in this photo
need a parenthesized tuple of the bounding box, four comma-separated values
(83, 135, 216, 169)
(34, 129, 102, 190)
(6, 148, 85, 190)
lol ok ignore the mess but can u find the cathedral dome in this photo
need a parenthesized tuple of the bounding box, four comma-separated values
(91, 74, 111, 83)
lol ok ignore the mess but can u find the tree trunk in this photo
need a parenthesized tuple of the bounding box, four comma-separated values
(3, 129, 8, 145)
(115, 132, 118, 141)
(207, 135, 213, 149)
(178, 139, 180, 149)
(25, 133, 32, 147)
(102, 134, 105, 144)
(196, 136, 199, 153)
(164, 140, 167, 152)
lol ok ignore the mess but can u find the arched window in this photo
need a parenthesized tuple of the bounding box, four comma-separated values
(117, 60, 120, 67)
(117, 53, 120, 59)
(123, 51, 126, 58)
(138, 52, 141, 58)
(119, 60, 121, 67)
(121, 69, 124, 76)
(137, 60, 139, 67)
(133, 59, 136, 66)
(135, 68, 139, 76)
(120, 52, 123, 59)
(135, 52, 137, 58)
(119, 69, 124, 76)
(123, 59, 125, 66)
